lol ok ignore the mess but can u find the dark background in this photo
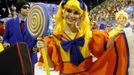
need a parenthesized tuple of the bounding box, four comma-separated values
(0, 0, 106, 18)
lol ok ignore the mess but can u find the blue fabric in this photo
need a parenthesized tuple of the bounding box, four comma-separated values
(99, 24, 105, 30)
(3, 16, 37, 67)
(61, 37, 85, 66)
(61, 0, 67, 8)
(78, 0, 86, 11)
(124, 22, 130, 28)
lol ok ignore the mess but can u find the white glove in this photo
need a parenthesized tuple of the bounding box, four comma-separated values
(0, 36, 3, 42)
(3, 42, 10, 48)
(37, 37, 46, 48)
(37, 41, 45, 48)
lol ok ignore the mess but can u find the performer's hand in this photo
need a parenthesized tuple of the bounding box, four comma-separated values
(3, 43, 10, 49)
(119, 30, 124, 34)
(106, 37, 115, 48)
(107, 30, 124, 48)
(37, 37, 46, 48)
(0, 36, 3, 42)
(33, 47, 39, 53)
(114, 30, 124, 38)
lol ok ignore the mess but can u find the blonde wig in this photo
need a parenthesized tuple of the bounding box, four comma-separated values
(54, 0, 92, 53)
(115, 10, 128, 24)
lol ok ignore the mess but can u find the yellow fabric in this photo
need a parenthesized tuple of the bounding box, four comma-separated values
(0, 43, 4, 52)
(64, 23, 77, 39)
(52, 33, 91, 62)
(39, 30, 129, 75)
(40, 48, 50, 75)
(108, 27, 123, 39)
(54, 0, 92, 57)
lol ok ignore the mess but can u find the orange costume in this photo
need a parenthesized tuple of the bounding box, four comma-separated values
(38, 30, 129, 75)
(38, 0, 129, 75)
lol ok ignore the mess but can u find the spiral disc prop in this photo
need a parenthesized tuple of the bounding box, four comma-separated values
(27, 3, 50, 39)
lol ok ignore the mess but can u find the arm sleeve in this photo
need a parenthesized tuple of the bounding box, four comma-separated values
(3, 20, 10, 43)
(44, 36, 63, 71)
(108, 27, 123, 39)
(89, 30, 108, 58)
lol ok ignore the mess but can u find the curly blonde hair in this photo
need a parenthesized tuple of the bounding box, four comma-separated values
(115, 10, 128, 24)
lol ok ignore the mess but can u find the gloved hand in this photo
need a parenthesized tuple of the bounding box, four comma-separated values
(3, 42, 10, 49)
(37, 37, 46, 48)
(33, 46, 39, 53)
(0, 36, 3, 43)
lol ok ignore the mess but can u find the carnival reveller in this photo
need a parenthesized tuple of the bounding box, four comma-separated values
(3, 0, 37, 70)
(106, 10, 129, 48)
(109, 10, 128, 38)
(37, 0, 92, 71)
(37, 0, 129, 75)
(114, 10, 134, 75)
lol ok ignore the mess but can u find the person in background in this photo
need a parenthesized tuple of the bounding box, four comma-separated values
(106, 10, 129, 51)
(115, 10, 134, 75)
(108, 10, 128, 39)
(3, 0, 37, 72)
(91, 21, 98, 30)
(37, 0, 129, 75)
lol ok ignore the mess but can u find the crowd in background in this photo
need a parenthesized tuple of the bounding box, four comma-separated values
(1, 0, 134, 37)
(89, 0, 134, 32)
(0, 0, 134, 41)
(0, 0, 134, 75)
